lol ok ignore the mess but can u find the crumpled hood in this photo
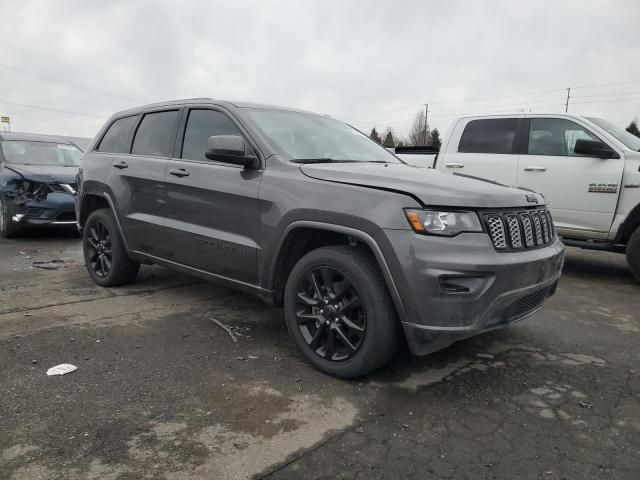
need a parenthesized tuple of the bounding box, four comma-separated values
(300, 163, 545, 208)
(6, 165, 79, 184)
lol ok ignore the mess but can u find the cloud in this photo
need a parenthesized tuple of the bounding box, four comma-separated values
(1, 0, 639, 138)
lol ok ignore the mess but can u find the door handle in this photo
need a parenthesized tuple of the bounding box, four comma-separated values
(523, 166, 547, 172)
(445, 162, 464, 168)
(169, 168, 190, 178)
(113, 161, 128, 169)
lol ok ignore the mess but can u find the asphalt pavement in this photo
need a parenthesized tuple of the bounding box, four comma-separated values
(1, 230, 639, 480)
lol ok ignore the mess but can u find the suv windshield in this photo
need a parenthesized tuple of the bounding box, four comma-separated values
(243, 109, 401, 163)
(587, 117, 640, 151)
(1, 141, 82, 167)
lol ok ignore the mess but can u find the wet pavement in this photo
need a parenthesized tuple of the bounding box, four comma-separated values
(1, 230, 639, 479)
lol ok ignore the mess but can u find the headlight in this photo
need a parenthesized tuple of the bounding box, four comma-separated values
(404, 209, 483, 236)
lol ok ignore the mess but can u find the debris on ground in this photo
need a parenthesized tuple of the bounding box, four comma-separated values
(579, 400, 593, 409)
(46, 364, 78, 376)
(208, 316, 238, 342)
(32, 259, 70, 270)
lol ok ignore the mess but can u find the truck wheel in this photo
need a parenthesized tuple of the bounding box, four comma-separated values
(0, 196, 19, 238)
(284, 245, 399, 378)
(83, 208, 139, 287)
(626, 227, 640, 283)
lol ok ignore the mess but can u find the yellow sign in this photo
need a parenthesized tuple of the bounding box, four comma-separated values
(0, 116, 9, 123)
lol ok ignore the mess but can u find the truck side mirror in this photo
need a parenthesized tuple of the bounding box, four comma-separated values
(205, 135, 259, 169)
(574, 139, 619, 159)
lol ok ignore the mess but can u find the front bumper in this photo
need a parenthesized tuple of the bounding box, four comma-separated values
(376, 229, 565, 355)
(10, 192, 77, 227)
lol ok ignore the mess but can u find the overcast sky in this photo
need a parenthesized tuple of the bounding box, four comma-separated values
(1, 0, 639, 140)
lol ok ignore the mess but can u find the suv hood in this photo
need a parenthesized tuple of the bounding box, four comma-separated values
(6, 165, 79, 184)
(300, 163, 545, 208)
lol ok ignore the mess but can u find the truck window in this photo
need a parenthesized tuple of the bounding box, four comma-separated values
(458, 119, 518, 154)
(528, 118, 599, 157)
(97, 116, 138, 154)
(131, 110, 179, 157)
(181, 109, 243, 161)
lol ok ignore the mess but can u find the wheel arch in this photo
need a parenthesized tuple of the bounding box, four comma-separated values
(267, 221, 409, 324)
(79, 191, 129, 250)
(616, 202, 640, 245)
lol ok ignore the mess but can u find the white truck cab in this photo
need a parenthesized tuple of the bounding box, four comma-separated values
(431, 113, 640, 280)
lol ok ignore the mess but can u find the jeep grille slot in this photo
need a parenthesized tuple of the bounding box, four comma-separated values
(483, 208, 555, 252)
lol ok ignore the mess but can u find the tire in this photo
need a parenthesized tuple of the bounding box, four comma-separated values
(83, 208, 139, 287)
(284, 245, 399, 379)
(626, 227, 640, 283)
(0, 196, 19, 238)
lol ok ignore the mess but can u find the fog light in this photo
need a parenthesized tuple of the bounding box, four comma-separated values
(12, 213, 25, 223)
(440, 275, 487, 294)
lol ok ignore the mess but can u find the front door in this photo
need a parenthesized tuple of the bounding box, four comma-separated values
(517, 117, 624, 235)
(162, 108, 261, 284)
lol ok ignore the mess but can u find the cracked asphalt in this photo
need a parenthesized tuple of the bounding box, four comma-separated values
(1, 230, 639, 479)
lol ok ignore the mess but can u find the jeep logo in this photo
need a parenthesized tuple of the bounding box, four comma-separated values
(525, 194, 539, 204)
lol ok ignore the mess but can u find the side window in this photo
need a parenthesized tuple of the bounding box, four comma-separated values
(458, 119, 518, 154)
(97, 116, 138, 153)
(181, 109, 243, 161)
(131, 110, 179, 157)
(528, 118, 600, 157)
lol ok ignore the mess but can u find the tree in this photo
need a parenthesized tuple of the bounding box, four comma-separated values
(382, 130, 395, 148)
(429, 128, 442, 150)
(407, 110, 430, 146)
(626, 119, 640, 138)
(369, 127, 382, 144)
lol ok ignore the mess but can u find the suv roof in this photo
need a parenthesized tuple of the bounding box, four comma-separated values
(110, 98, 322, 119)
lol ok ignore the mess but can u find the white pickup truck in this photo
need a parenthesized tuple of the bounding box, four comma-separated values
(399, 113, 640, 281)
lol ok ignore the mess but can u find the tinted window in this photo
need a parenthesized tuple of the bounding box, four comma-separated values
(181, 109, 243, 161)
(132, 110, 179, 157)
(458, 119, 518, 154)
(98, 116, 137, 153)
(528, 118, 599, 156)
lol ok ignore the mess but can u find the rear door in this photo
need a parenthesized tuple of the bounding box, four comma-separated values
(105, 109, 180, 254)
(162, 107, 261, 284)
(440, 117, 522, 184)
(517, 116, 624, 235)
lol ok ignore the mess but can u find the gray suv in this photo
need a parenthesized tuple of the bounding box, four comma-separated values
(76, 99, 565, 378)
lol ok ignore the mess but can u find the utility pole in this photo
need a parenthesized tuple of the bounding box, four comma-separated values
(565, 88, 571, 113)
(424, 103, 429, 144)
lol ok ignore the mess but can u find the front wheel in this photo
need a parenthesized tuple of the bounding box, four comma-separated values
(83, 208, 140, 286)
(284, 245, 399, 378)
(626, 227, 640, 283)
(0, 196, 19, 238)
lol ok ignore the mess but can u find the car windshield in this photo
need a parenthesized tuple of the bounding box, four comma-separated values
(0, 140, 82, 167)
(243, 109, 401, 163)
(587, 117, 640, 151)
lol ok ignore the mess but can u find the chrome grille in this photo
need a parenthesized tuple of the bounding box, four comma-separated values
(483, 208, 555, 251)
(487, 216, 507, 249)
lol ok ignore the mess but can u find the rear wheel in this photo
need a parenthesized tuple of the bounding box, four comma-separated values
(284, 245, 399, 378)
(626, 227, 640, 283)
(83, 208, 139, 286)
(0, 196, 19, 238)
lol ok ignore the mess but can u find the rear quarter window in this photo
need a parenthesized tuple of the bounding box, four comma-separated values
(97, 116, 138, 154)
(458, 118, 518, 154)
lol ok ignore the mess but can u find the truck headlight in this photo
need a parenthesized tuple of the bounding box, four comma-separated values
(404, 209, 483, 236)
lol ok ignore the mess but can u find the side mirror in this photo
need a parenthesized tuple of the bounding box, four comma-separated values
(205, 135, 259, 168)
(574, 139, 619, 159)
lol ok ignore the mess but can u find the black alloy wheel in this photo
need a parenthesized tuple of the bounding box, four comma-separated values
(295, 265, 366, 361)
(86, 220, 113, 277)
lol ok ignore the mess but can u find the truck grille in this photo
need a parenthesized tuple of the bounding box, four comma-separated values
(483, 208, 554, 251)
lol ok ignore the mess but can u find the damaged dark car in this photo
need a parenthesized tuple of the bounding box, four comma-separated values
(0, 132, 82, 237)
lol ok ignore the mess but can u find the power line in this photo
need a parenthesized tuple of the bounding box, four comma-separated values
(0, 99, 108, 119)
(0, 63, 134, 102)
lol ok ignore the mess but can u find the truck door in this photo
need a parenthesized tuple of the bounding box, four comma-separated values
(438, 117, 521, 185)
(517, 117, 624, 236)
